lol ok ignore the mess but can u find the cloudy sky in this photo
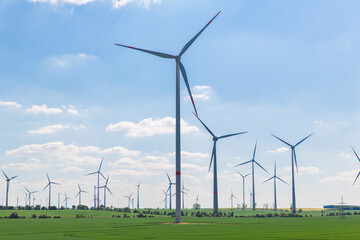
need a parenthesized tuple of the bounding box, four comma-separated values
(1, 0, 360, 209)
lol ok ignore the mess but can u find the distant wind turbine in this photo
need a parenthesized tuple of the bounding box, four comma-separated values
(181, 182, 189, 209)
(2, 170, 18, 207)
(194, 114, 247, 213)
(115, 11, 221, 223)
(124, 193, 133, 208)
(25, 187, 37, 207)
(75, 183, 88, 206)
(230, 190, 236, 209)
(99, 175, 112, 207)
(235, 170, 251, 208)
(166, 172, 176, 209)
(135, 181, 142, 209)
(43, 173, 60, 208)
(262, 161, 288, 211)
(272, 133, 313, 213)
(235, 141, 269, 210)
(64, 193, 71, 209)
(85, 157, 105, 208)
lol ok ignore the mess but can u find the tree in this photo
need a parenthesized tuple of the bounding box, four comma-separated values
(193, 203, 200, 210)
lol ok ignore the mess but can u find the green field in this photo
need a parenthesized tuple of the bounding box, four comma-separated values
(0, 209, 358, 239)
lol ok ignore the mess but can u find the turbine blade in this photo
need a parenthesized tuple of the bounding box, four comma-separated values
(78, 183, 81, 190)
(139, 180, 142, 186)
(114, 44, 175, 59)
(353, 171, 360, 185)
(166, 172, 171, 183)
(107, 187, 113, 196)
(255, 161, 269, 174)
(262, 176, 274, 184)
(25, 187, 30, 193)
(271, 134, 292, 147)
(294, 133, 313, 147)
(83, 190, 88, 193)
(178, 60, 198, 116)
(276, 176, 289, 185)
(10, 175, 18, 180)
(43, 183, 50, 191)
(100, 172, 106, 180)
(352, 146, 360, 162)
(244, 173, 252, 178)
(193, 113, 215, 137)
(46, 172, 50, 182)
(85, 171, 98, 176)
(1, 169, 9, 180)
(234, 160, 252, 168)
(179, 11, 221, 56)
(235, 170, 244, 177)
(75, 192, 80, 198)
(130, 193, 133, 198)
(98, 157, 104, 172)
(293, 150, 299, 174)
(253, 141, 257, 160)
(208, 143, 216, 172)
(218, 132, 248, 139)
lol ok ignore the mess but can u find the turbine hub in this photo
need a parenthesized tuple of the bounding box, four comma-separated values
(213, 137, 218, 141)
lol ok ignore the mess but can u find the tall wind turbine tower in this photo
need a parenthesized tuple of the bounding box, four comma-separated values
(43, 173, 60, 208)
(235, 170, 251, 208)
(85, 158, 105, 208)
(99, 175, 112, 207)
(166, 172, 176, 209)
(262, 161, 288, 211)
(194, 114, 247, 213)
(1, 170, 18, 207)
(235, 141, 268, 210)
(135, 181, 142, 209)
(115, 12, 221, 223)
(272, 133, 313, 213)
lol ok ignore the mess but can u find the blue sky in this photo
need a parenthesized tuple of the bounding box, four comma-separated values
(1, 0, 360, 209)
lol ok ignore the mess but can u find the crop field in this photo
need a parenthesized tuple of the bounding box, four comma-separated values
(0, 209, 358, 239)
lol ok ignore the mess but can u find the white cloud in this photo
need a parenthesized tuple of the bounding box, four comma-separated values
(61, 166, 84, 172)
(28, 0, 95, 6)
(106, 117, 199, 137)
(102, 146, 141, 156)
(0, 100, 22, 108)
(186, 85, 212, 101)
(112, 0, 161, 9)
(284, 166, 322, 175)
(3, 157, 48, 170)
(266, 147, 290, 154)
(28, 124, 70, 134)
(166, 151, 209, 159)
(26, 104, 63, 114)
(319, 170, 358, 184)
(47, 53, 97, 69)
(5, 141, 140, 168)
(68, 108, 79, 115)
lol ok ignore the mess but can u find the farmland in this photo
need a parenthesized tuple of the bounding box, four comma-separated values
(0, 209, 358, 239)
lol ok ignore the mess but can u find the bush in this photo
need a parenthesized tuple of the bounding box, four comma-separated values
(31, 214, 37, 219)
(75, 214, 86, 218)
(9, 212, 19, 219)
(53, 216, 61, 219)
(39, 214, 50, 219)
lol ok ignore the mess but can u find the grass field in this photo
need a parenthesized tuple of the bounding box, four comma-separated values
(0, 209, 358, 239)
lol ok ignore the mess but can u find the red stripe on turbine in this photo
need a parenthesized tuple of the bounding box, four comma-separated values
(176, 171, 181, 175)
(190, 97, 198, 116)
(128, 46, 135, 49)
(214, 192, 217, 194)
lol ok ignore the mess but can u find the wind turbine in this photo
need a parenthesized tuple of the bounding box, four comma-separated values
(181, 182, 189, 209)
(64, 193, 71, 209)
(262, 161, 288, 211)
(75, 183, 88, 206)
(272, 133, 313, 213)
(194, 114, 247, 213)
(25, 187, 37, 207)
(85, 157, 105, 208)
(166, 172, 176, 209)
(115, 12, 221, 223)
(99, 175, 112, 207)
(235, 170, 251, 208)
(135, 181, 142, 209)
(235, 141, 269, 211)
(230, 190, 236, 209)
(43, 173, 60, 208)
(124, 193, 133, 208)
(161, 189, 168, 209)
(1, 170, 18, 207)
(195, 194, 199, 205)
